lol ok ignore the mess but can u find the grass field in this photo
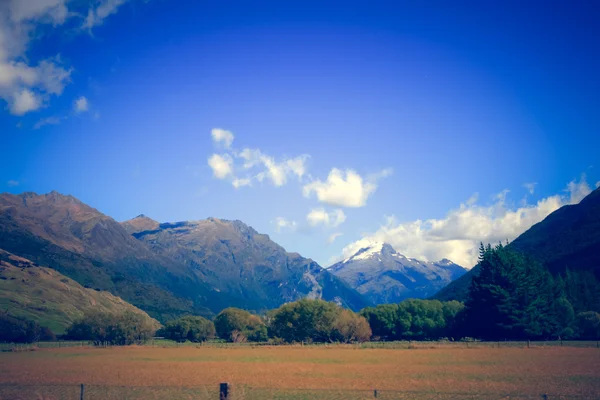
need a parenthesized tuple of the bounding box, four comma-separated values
(0, 344, 598, 399)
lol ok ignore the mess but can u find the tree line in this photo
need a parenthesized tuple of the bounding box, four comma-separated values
(3, 244, 599, 344)
(461, 243, 600, 340)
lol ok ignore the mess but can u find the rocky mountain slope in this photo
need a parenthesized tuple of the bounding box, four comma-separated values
(123, 215, 368, 311)
(0, 191, 222, 321)
(434, 187, 600, 302)
(329, 242, 466, 304)
(0, 191, 368, 325)
(0, 249, 159, 334)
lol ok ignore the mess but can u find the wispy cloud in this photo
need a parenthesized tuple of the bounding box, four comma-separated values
(206, 128, 310, 188)
(83, 0, 130, 30)
(523, 182, 537, 195)
(328, 232, 343, 244)
(33, 116, 62, 129)
(273, 217, 297, 233)
(7, 180, 19, 187)
(336, 176, 593, 268)
(306, 208, 346, 228)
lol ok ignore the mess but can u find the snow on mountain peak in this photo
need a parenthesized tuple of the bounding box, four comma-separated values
(343, 242, 390, 263)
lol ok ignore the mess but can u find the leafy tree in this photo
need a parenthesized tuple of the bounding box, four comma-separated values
(163, 316, 215, 342)
(332, 309, 372, 342)
(0, 311, 54, 343)
(360, 299, 464, 341)
(268, 299, 341, 343)
(214, 308, 267, 342)
(360, 304, 399, 339)
(66, 311, 156, 345)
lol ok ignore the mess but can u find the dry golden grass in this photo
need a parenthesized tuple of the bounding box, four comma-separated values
(0, 346, 598, 398)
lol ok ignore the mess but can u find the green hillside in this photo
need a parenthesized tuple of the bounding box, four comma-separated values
(0, 249, 160, 335)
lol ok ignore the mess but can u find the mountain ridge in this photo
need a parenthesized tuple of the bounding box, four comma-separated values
(434, 187, 600, 302)
(0, 191, 368, 324)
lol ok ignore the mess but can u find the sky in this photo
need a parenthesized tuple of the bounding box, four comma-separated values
(1, 0, 599, 268)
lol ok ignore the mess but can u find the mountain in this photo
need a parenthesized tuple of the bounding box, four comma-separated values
(122, 215, 369, 311)
(328, 242, 466, 304)
(434, 187, 600, 302)
(0, 249, 159, 334)
(0, 191, 220, 321)
(122, 214, 160, 235)
(0, 191, 368, 322)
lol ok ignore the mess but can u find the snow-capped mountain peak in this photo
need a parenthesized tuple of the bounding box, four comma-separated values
(330, 242, 467, 304)
(343, 242, 392, 263)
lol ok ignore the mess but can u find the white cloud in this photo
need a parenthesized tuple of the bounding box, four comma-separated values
(207, 129, 310, 189)
(74, 96, 88, 112)
(303, 168, 389, 208)
(83, 0, 129, 30)
(306, 208, 346, 228)
(33, 115, 61, 129)
(211, 128, 234, 149)
(328, 232, 343, 244)
(240, 148, 309, 186)
(523, 182, 537, 195)
(232, 178, 251, 188)
(273, 217, 297, 233)
(207, 154, 233, 179)
(7, 180, 19, 187)
(0, 2, 73, 115)
(10, 88, 41, 115)
(0, 0, 127, 115)
(336, 176, 593, 269)
(8, 0, 68, 25)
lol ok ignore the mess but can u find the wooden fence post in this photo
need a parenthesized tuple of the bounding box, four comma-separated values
(80, 383, 85, 400)
(220, 382, 229, 399)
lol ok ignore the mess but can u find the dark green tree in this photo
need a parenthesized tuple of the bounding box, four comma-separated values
(163, 316, 215, 342)
(66, 311, 157, 345)
(360, 304, 399, 339)
(463, 244, 558, 340)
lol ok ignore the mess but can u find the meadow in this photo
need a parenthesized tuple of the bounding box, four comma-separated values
(0, 343, 599, 399)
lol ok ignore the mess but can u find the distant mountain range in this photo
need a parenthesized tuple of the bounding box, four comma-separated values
(434, 187, 600, 302)
(329, 242, 466, 304)
(0, 192, 367, 326)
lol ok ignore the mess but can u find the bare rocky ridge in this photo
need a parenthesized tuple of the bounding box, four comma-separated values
(124, 216, 368, 311)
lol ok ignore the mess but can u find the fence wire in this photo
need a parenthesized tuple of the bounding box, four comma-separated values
(0, 383, 590, 400)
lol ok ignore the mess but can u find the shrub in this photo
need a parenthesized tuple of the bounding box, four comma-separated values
(163, 316, 215, 342)
(0, 312, 55, 343)
(66, 311, 157, 345)
(214, 308, 268, 342)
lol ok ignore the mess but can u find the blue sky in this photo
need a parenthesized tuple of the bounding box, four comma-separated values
(1, 0, 599, 268)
